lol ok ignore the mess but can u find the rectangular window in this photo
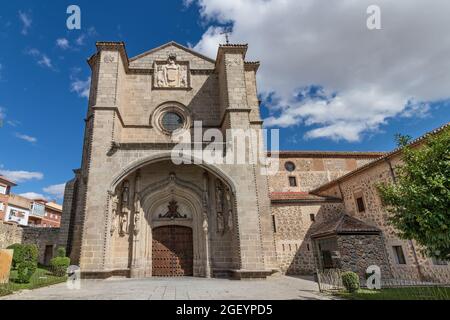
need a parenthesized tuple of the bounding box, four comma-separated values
(356, 197, 365, 212)
(393, 246, 407, 264)
(289, 176, 297, 187)
(432, 257, 448, 266)
(272, 215, 277, 233)
(0, 202, 4, 211)
(0, 185, 6, 195)
(310, 214, 315, 222)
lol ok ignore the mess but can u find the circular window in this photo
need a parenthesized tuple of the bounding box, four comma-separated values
(161, 112, 184, 132)
(285, 161, 296, 172)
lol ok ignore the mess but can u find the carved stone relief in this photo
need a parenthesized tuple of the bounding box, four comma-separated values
(110, 194, 119, 236)
(215, 179, 225, 235)
(119, 180, 130, 236)
(225, 188, 234, 232)
(133, 172, 141, 236)
(153, 54, 189, 89)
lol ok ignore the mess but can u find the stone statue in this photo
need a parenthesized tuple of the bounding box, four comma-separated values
(110, 194, 119, 236)
(225, 188, 233, 232)
(119, 181, 130, 236)
(121, 181, 130, 205)
(133, 193, 140, 235)
(133, 172, 141, 236)
(119, 212, 128, 236)
(215, 180, 225, 235)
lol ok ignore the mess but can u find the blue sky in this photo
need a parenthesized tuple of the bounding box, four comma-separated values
(0, 0, 449, 202)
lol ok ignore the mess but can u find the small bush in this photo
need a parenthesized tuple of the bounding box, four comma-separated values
(56, 247, 66, 258)
(7, 244, 23, 269)
(16, 261, 37, 283)
(50, 257, 70, 277)
(7, 244, 38, 269)
(7, 244, 39, 284)
(342, 271, 360, 293)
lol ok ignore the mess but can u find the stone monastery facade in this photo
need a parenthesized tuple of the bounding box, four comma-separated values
(60, 41, 450, 282)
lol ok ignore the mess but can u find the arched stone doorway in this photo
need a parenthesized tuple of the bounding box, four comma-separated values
(107, 159, 238, 278)
(152, 225, 193, 276)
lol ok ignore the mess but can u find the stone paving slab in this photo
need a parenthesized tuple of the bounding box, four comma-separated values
(1, 276, 330, 300)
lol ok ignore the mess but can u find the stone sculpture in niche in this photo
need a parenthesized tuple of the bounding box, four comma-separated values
(225, 188, 233, 232)
(154, 54, 188, 89)
(215, 180, 225, 235)
(119, 181, 130, 236)
(110, 194, 119, 236)
(133, 172, 141, 236)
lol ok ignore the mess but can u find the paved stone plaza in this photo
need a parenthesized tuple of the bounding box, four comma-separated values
(1, 276, 330, 300)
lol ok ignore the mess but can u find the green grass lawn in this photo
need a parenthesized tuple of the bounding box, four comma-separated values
(336, 287, 450, 300)
(0, 267, 67, 297)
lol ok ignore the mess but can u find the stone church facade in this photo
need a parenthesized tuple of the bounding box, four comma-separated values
(59, 41, 450, 282)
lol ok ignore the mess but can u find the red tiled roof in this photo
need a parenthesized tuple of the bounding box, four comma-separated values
(311, 122, 450, 194)
(270, 192, 341, 203)
(267, 151, 385, 158)
(310, 214, 381, 239)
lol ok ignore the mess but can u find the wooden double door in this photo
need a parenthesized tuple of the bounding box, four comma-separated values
(152, 226, 193, 277)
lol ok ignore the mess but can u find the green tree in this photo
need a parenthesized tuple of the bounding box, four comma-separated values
(377, 127, 450, 261)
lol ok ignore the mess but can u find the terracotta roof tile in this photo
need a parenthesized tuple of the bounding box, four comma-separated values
(310, 214, 381, 238)
(311, 122, 450, 194)
(270, 192, 340, 203)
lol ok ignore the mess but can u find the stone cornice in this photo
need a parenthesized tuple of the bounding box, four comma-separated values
(244, 61, 260, 72)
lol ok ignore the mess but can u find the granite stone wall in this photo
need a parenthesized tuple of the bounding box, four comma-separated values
(272, 202, 345, 274)
(0, 222, 60, 265)
(316, 153, 450, 283)
(336, 234, 392, 279)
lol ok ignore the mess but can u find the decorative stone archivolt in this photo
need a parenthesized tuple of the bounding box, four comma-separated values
(153, 53, 190, 89)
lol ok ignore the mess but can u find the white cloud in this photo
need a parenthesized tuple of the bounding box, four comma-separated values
(75, 34, 85, 46)
(56, 38, 70, 50)
(26, 48, 54, 70)
(74, 27, 97, 46)
(183, 0, 195, 7)
(43, 183, 66, 199)
(20, 192, 46, 200)
(38, 55, 53, 69)
(0, 169, 43, 183)
(71, 77, 91, 98)
(18, 11, 32, 35)
(0, 106, 5, 121)
(15, 132, 37, 143)
(7, 120, 20, 127)
(192, 0, 450, 141)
